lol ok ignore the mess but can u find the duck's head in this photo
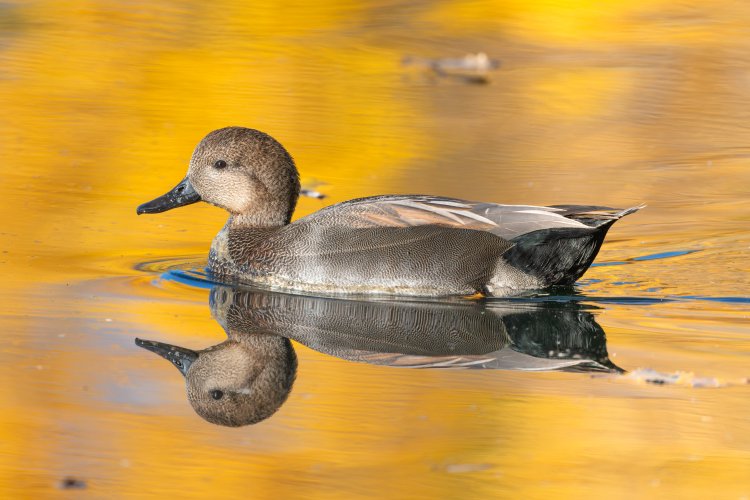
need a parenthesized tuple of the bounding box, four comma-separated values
(135, 334, 297, 427)
(137, 127, 301, 227)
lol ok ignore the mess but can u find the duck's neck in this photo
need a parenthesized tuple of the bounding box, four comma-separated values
(228, 331, 291, 354)
(228, 212, 288, 230)
(228, 188, 298, 229)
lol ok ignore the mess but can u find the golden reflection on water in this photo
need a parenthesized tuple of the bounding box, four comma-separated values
(1, 0, 749, 497)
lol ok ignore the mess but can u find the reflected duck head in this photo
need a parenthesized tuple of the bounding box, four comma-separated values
(137, 127, 300, 227)
(135, 334, 297, 427)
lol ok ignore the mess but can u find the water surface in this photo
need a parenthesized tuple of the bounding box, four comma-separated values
(1, 0, 749, 497)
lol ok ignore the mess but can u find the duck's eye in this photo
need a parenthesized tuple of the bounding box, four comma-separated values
(173, 359, 183, 368)
(210, 389, 224, 400)
(213, 160, 227, 169)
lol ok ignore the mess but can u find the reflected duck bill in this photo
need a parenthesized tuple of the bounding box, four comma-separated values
(136, 176, 201, 215)
(135, 338, 198, 376)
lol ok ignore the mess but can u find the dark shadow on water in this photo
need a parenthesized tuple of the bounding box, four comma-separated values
(135, 284, 621, 427)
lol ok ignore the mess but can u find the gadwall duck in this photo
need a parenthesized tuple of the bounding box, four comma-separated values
(137, 127, 643, 297)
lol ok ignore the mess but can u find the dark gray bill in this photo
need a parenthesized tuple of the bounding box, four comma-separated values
(135, 338, 199, 376)
(136, 177, 201, 215)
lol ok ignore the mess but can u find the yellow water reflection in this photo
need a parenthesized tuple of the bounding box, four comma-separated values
(0, 0, 749, 497)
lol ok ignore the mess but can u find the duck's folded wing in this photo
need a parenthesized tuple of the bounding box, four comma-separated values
(299, 195, 599, 240)
(271, 199, 523, 293)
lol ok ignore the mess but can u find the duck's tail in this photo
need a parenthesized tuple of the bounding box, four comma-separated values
(616, 203, 648, 218)
(602, 203, 647, 225)
(500, 204, 645, 287)
(549, 203, 646, 228)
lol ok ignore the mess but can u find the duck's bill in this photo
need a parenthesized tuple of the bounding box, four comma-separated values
(136, 177, 201, 215)
(135, 338, 199, 376)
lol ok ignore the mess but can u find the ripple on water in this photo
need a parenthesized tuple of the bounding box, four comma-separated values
(591, 248, 701, 267)
(132, 255, 749, 307)
(135, 256, 217, 289)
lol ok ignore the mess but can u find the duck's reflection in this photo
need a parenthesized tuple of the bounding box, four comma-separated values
(136, 286, 621, 427)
